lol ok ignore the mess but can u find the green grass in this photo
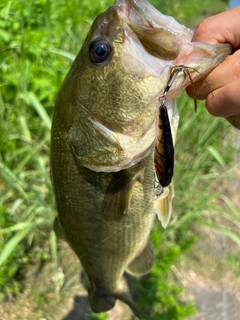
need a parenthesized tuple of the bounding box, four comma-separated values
(0, 0, 239, 319)
(151, 0, 229, 27)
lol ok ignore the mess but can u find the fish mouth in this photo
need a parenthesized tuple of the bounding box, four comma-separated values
(115, 0, 193, 60)
(114, 0, 231, 86)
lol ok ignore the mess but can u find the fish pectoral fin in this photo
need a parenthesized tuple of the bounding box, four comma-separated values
(102, 171, 139, 222)
(53, 216, 66, 241)
(126, 240, 154, 276)
(155, 183, 175, 229)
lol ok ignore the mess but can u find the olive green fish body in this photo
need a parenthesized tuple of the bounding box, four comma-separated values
(51, 0, 231, 314)
(52, 119, 155, 312)
(51, 59, 157, 311)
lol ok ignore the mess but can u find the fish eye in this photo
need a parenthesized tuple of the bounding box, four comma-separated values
(89, 40, 111, 64)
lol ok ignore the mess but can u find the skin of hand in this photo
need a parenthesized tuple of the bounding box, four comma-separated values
(186, 6, 240, 119)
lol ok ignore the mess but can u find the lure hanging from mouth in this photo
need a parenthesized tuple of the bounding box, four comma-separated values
(153, 65, 198, 228)
(154, 102, 174, 188)
(154, 64, 202, 189)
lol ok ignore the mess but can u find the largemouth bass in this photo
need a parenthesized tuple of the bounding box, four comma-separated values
(51, 0, 231, 315)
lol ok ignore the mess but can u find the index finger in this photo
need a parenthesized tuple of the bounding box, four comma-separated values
(192, 6, 240, 51)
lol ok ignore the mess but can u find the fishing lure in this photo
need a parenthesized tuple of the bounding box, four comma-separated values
(154, 64, 202, 189)
(154, 101, 174, 188)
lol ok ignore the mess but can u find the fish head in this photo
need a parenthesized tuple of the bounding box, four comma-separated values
(68, 1, 168, 128)
(64, 0, 169, 172)
(58, 0, 231, 172)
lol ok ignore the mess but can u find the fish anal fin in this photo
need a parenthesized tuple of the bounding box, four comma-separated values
(155, 183, 175, 228)
(126, 240, 154, 276)
(102, 171, 139, 222)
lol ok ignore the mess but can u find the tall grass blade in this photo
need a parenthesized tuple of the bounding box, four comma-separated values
(0, 218, 45, 235)
(202, 222, 240, 246)
(0, 162, 27, 200)
(0, 226, 32, 266)
(22, 92, 51, 130)
(50, 230, 58, 265)
(207, 146, 226, 167)
(49, 48, 76, 61)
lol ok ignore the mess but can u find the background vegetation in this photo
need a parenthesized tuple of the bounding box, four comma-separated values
(1, 0, 239, 319)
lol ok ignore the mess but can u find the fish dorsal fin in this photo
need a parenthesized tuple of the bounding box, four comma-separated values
(126, 240, 154, 276)
(155, 183, 175, 228)
(102, 171, 140, 222)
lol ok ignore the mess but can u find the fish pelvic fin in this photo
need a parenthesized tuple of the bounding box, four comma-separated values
(88, 285, 140, 318)
(155, 183, 175, 228)
(126, 240, 154, 276)
(102, 171, 140, 221)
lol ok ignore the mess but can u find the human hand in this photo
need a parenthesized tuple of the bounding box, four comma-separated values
(186, 6, 240, 128)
